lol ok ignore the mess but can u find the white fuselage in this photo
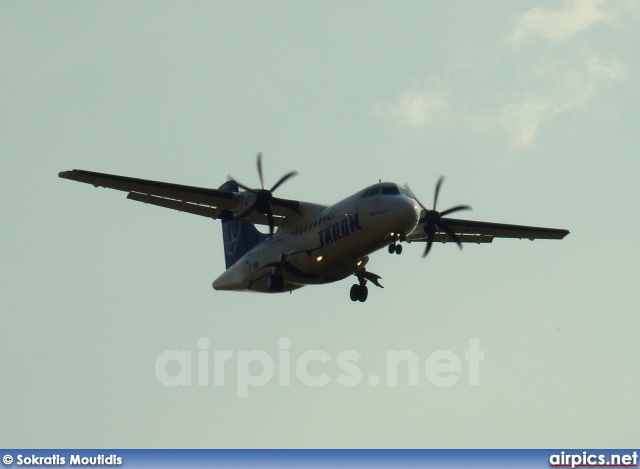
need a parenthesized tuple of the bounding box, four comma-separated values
(212, 183, 421, 292)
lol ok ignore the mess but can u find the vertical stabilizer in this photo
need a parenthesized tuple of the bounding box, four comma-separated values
(218, 181, 268, 269)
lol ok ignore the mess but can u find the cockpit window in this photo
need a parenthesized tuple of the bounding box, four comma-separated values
(360, 187, 381, 198)
(361, 184, 410, 197)
(380, 185, 400, 195)
(399, 186, 413, 198)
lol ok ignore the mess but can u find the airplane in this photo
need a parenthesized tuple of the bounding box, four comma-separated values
(59, 154, 569, 302)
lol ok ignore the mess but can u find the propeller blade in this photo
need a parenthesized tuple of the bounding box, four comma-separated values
(433, 176, 444, 211)
(408, 176, 470, 259)
(257, 152, 265, 190)
(423, 234, 434, 258)
(266, 206, 275, 236)
(404, 184, 428, 212)
(270, 170, 299, 192)
(437, 221, 463, 250)
(440, 204, 472, 216)
(423, 225, 437, 258)
(232, 153, 299, 233)
(227, 176, 257, 194)
(234, 200, 258, 220)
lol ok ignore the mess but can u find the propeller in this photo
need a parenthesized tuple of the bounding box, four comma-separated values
(406, 177, 471, 258)
(228, 153, 298, 236)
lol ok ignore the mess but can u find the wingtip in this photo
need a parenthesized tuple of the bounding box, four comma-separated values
(59, 169, 83, 180)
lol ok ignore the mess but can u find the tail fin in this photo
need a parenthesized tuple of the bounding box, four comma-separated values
(218, 181, 268, 269)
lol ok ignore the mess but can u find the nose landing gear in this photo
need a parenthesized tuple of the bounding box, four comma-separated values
(388, 243, 403, 254)
(387, 231, 404, 255)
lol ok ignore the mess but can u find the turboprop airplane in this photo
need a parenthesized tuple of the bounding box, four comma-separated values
(59, 154, 569, 302)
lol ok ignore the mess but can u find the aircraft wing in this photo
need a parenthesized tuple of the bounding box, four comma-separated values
(58, 169, 319, 228)
(406, 217, 570, 244)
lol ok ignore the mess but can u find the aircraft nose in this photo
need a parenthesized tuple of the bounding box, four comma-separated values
(398, 196, 421, 234)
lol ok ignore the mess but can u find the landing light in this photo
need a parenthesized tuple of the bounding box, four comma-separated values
(356, 259, 363, 266)
(316, 255, 324, 262)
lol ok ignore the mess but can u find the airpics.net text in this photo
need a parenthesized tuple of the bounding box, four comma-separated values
(155, 338, 485, 398)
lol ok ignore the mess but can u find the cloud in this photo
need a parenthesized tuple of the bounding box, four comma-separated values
(586, 55, 626, 80)
(509, 0, 612, 45)
(496, 55, 625, 148)
(371, 89, 449, 130)
(499, 100, 551, 148)
(372, 3, 629, 148)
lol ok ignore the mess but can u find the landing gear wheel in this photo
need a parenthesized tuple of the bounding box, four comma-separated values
(267, 274, 284, 292)
(350, 284, 368, 302)
(350, 284, 360, 302)
(395, 244, 403, 255)
(357, 285, 368, 302)
(388, 244, 396, 254)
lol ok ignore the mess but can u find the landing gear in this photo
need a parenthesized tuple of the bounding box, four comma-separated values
(388, 243, 403, 255)
(350, 284, 368, 302)
(266, 274, 284, 292)
(350, 269, 383, 302)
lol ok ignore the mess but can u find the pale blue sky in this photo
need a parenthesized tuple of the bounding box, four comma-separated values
(1, 1, 639, 447)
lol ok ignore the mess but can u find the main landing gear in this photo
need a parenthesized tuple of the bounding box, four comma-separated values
(266, 274, 284, 292)
(266, 253, 287, 292)
(350, 283, 368, 302)
(350, 269, 383, 303)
